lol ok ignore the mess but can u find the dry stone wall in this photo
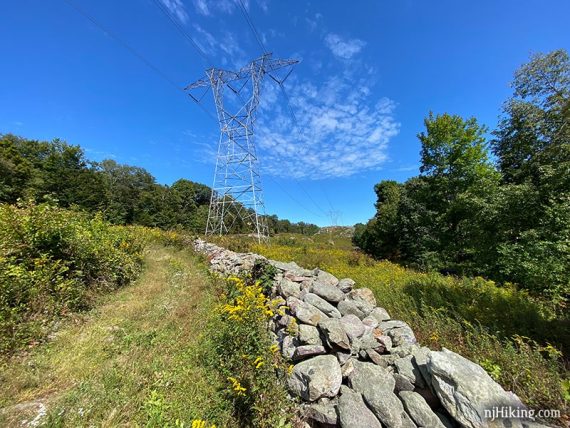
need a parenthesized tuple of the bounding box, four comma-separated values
(194, 239, 552, 428)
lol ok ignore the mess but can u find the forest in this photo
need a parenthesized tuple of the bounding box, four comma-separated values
(0, 134, 318, 235)
(355, 49, 570, 304)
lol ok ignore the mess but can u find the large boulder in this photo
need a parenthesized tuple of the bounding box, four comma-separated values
(316, 269, 340, 287)
(337, 385, 382, 428)
(399, 391, 446, 428)
(293, 345, 327, 360)
(338, 278, 355, 293)
(298, 324, 323, 346)
(337, 300, 371, 319)
(304, 293, 341, 318)
(369, 306, 391, 323)
(287, 355, 342, 402)
(339, 314, 365, 341)
(348, 287, 377, 307)
(395, 355, 425, 388)
(379, 320, 417, 347)
(287, 297, 328, 326)
(428, 348, 529, 428)
(312, 281, 345, 303)
(278, 277, 301, 299)
(318, 318, 351, 350)
(306, 401, 338, 426)
(348, 360, 416, 428)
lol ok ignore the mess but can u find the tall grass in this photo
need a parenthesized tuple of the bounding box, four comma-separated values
(0, 202, 145, 353)
(211, 235, 570, 417)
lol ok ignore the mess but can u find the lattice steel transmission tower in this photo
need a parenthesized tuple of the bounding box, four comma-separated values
(186, 53, 298, 241)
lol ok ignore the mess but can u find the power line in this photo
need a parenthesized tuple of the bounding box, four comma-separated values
(236, 0, 267, 54)
(151, 0, 210, 64)
(265, 175, 324, 219)
(62, 0, 181, 91)
(62, 0, 217, 123)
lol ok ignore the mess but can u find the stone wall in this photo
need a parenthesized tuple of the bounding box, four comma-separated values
(193, 239, 552, 428)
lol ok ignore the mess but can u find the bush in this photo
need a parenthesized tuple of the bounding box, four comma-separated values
(205, 274, 294, 427)
(0, 202, 145, 353)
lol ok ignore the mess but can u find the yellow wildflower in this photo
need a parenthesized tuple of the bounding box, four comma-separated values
(253, 356, 264, 369)
(227, 376, 247, 396)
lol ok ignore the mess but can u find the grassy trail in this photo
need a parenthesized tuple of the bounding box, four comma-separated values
(0, 244, 233, 427)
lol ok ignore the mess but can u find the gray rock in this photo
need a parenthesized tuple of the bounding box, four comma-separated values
(362, 315, 379, 329)
(287, 297, 329, 326)
(339, 314, 365, 341)
(411, 346, 432, 387)
(358, 328, 382, 353)
(281, 335, 297, 359)
(306, 402, 338, 426)
(287, 355, 342, 402)
(294, 345, 327, 360)
(312, 281, 345, 303)
(338, 278, 355, 293)
(336, 351, 352, 365)
(278, 278, 301, 299)
(399, 391, 446, 428)
(348, 287, 377, 307)
(395, 355, 426, 388)
(377, 334, 393, 352)
(390, 344, 420, 358)
(298, 324, 323, 346)
(337, 385, 382, 428)
(348, 360, 416, 428)
(365, 349, 384, 366)
(370, 306, 391, 323)
(341, 358, 356, 378)
(285, 271, 313, 283)
(270, 260, 313, 276)
(435, 412, 455, 428)
(316, 269, 340, 287)
(318, 318, 351, 350)
(393, 373, 415, 393)
(428, 348, 528, 428)
(380, 320, 417, 347)
(337, 300, 370, 319)
(304, 293, 341, 318)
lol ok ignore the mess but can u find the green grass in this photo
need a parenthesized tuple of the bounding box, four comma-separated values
(213, 233, 569, 420)
(0, 244, 236, 427)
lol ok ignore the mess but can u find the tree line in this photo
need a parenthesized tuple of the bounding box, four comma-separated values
(0, 134, 319, 235)
(354, 49, 569, 303)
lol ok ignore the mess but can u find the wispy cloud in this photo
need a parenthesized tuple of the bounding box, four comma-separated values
(159, 0, 189, 23)
(324, 33, 366, 59)
(255, 73, 400, 179)
(192, 24, 246, 68)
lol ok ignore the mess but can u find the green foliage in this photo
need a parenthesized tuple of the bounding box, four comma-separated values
(0, 134, 319, 236)
(206, 275, 294, 427)
(248, 236, 569, 418)
(356, 50, 570, 303)
(0, 202, 144, 353)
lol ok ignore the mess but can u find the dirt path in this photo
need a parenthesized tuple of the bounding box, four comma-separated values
(0, 244, 233, 427)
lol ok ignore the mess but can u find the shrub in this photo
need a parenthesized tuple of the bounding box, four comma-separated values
(0, 202, 145, 353)
(206, 274, 294, 427)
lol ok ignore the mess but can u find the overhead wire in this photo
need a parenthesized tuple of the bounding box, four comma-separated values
(235, 0, 267, 54)
(231, 0, 329, 219)
(61, 0, 218, 123)
(151, 0, 210, 64)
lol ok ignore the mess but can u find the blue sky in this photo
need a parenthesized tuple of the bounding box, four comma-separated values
(1, 0, 569, 227)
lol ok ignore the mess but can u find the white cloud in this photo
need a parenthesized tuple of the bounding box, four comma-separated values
(159, 0, 189, 23)
(192, 0, 269, 15)
(255, 74, 400, 179)
(324, 33, 366, 59)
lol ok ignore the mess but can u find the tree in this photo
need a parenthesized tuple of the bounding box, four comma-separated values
(490, 49, 570, 301)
